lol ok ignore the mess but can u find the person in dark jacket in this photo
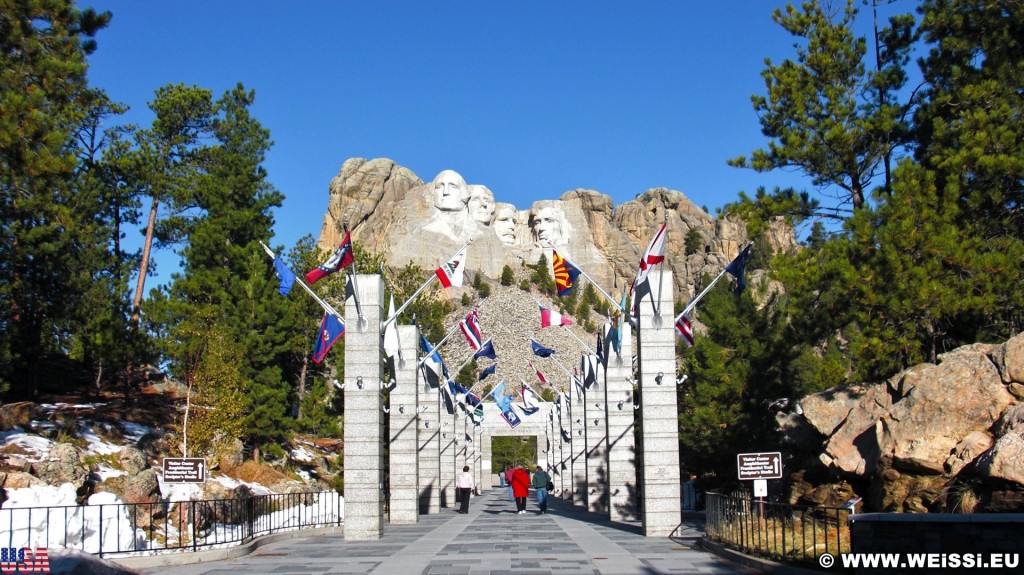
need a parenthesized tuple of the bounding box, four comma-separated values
(531, 465, 551, 514)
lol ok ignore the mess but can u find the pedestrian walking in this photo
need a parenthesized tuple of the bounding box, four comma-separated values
(456, 465, 474, 514)
(498, 469, 506, 488)
(511, 464, 530, 514)
(531, 465, 551, 514)
(506, 466, 514, 501)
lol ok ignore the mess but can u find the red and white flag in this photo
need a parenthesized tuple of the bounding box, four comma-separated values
(305, 230, 355, 285)
(631, 223, 667, 293)
(539, 305, 572, 328)
(459, 308, 483, 351)
(530, 361, 549, 385)
(675, 313, 694, 347)
(435, 246, 467, 288)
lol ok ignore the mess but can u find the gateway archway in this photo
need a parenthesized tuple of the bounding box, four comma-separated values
(343, 272, 680, 540)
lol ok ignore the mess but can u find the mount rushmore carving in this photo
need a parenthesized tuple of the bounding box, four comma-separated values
(315, 157, 795, 300)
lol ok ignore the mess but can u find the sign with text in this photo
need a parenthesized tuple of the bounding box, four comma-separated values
(737, 451, 782, 481)
(162, 458, 206, 483)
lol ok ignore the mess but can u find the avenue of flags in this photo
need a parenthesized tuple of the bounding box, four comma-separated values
(259, 217, 755, 404)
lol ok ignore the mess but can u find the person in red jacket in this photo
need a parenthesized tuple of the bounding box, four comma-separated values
(510, 464, 531, 514)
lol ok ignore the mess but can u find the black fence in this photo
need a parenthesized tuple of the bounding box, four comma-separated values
(704, 492, 851, 568)
(0, 491, 342, 557)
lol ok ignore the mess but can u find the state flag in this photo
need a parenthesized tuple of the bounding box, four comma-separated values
(459, 308, 483, 351)
(539, 306, 572, 328)
(473, 339, 497, 360)
(675, 313, 694, 346)
(311, 313, 345, 364)
(551, 250, 581, 296)
(631, 223, 666, 293)
(478, 363, 497, 381)
(273, 256, 296, 296)
(305, 231, 354, 285)
(420, 335, 446, 389)
(725, 243, 753, 293)
(529, 361, 549, 385)
(531, 339, 556, 358)
(436, 246, 467, 288)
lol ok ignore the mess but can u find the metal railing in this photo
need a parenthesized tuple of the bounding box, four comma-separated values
(705, 492, 851, 568)
(0, 491, 342, 557)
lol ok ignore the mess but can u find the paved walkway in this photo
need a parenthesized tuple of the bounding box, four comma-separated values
(132, 487, 751, 575)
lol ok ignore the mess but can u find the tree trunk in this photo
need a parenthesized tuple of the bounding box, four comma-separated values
(131, 196, 159, 324)
(296, 352, 309, 419)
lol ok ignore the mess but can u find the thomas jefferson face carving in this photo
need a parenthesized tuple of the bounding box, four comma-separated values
(492, 203, 518, 244)
(530, 201, 567, 246)
(468, 186, 495, 225)
(432, 170, 470, 212)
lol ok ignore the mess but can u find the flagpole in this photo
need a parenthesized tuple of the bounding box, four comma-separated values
(653, 216, 668, 325)
(561, 325, 594, 355)
(676, 242, 753, 321)
(259, 242, 345, 324)
(382, 240, 472, 330)
(418, 321, 463, 368)
(546, 244, 621, 312)
(339, 222, 367, 331)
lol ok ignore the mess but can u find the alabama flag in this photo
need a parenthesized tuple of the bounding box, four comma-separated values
(539, 306, 572, 328)
(631, 223, 667, 293)
(436, 246, 467, 288)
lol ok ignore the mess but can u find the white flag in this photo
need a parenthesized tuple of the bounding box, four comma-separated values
(383, 293, 401, 358)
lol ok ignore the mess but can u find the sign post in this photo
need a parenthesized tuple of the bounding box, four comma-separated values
(737, 452, 782, 519)
(162, 458, 207, 483)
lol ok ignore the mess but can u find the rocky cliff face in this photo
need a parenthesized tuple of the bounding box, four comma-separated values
(777, 333, 1024, 512)
(315, 158, 796, 302)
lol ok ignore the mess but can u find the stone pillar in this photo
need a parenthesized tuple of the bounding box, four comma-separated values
(439, 399, 456, 508)
(417, 349, 440, 514)
(480, 417, 492, 491)
(571, 382, 587, 507)
(387, 325, 419, 525)
(473, 422, 483, 492)
(637, 270, 681, 537)
(343, 274, 385, 540)
(556, 395, 569, 499)
(607, 321, 638, 522)
(585, 362, 609, 514)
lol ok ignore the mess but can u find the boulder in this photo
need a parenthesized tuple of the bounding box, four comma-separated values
(0, 402, 35, 431)
(880, 351, 1011, 474)
(817, 386, 892, 474)
(800, 383, 879, 438)
(30, 444, 89, 487)
(117, 446, 148, 476)
(992, 331, 1024, 384)
(944, 431, 994, 475)
(1, 471, 45, 489)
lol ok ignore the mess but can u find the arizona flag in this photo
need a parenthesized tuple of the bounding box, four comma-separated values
(631, 223, 667, 293)
(311, 313, 345, 363)
(539, 306, 572, 328)
(436, 246, 467, 288)
(305, 231, 355, 285)
(675, 312, 695, 346)
(551, 250, 581, 296)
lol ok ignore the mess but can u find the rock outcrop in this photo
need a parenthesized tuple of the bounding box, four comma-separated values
(778, 332, 1024, 512)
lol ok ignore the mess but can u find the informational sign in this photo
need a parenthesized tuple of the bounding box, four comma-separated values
(737, 451, 782, 481)
(162, 457, 206, 483)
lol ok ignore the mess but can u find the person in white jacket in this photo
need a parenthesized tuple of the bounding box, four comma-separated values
(456, 465, 475, 514)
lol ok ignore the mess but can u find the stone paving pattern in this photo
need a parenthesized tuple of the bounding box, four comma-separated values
(137, 488, 751, 575)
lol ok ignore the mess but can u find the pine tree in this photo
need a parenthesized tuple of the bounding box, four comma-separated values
(0, 1, 111, 397)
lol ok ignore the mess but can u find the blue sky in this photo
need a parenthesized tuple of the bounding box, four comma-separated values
(83, 1, 910, 259)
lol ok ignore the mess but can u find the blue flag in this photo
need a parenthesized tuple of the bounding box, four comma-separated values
(273, 257, 296, 296)
(311, 313, 344, 363)
(531, 339, 555, 358)
(479, 363, 497, 381)
(491, 381, 513, 413)
(420, 335, 446, 388)
(473, 339, 497, 360)
(725, 243, 753, 293)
